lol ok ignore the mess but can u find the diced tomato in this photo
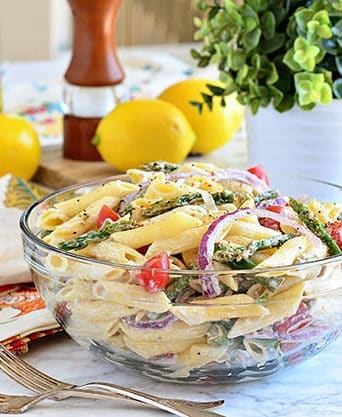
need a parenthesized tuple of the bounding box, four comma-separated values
(136, 252, 170, 293)
(267, 205, 286, 214)
(326, 221, 342, 250)
(247, 164, 270, 185)
(274, 302, 312, 337)
(258, 205, 290, 231)
(97, 205, 120, 228)
(259, 217, 281, 231)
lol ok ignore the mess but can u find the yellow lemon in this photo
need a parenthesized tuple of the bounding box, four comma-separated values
(94, 99, 196, 171)
(0, 114, 41, 180)
(159, 79, 243, 154)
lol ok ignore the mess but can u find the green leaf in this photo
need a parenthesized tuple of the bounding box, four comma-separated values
(275, 95, 295, 112)
(295, 9, 315, 35)
(198, 55, 211, 67)
(243, 28, 262, 51)
(266, 63, 279, 84)
(261, 11, 276, 40)
(283, 49, 303, 71)
(236, 64, 250, 84)
(295, 72, 333, 106)
(259, 33, 286, 53)
(269, 85, 284, 107)
(336, 56, 342, 75)
(246, 0, 261, 11)
(197, 0, 209, 12)
(230, 49, 246, 71)
(190, 49, 202, 60)
(333, 78, 342, 98)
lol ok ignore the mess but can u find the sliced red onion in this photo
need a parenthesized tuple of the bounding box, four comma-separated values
(198, 208, 323, 298)
(214, 168, 270, 193)
(118, 180, 151, 214)
(245, 322, 330, 342)
(278, 323, 330, 342)
(168, 168, 270, 193)
(149, 353, 177, 365)
(123, 312, 176, 329)
(200, 275, 222, 299)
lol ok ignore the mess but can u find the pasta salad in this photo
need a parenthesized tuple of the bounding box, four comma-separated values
(36, 162, 342, 381)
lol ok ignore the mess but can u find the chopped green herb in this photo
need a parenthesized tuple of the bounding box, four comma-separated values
(254, 190, 279, 205)
(141, 161, 180, 173)
(165, 276, 193, 301)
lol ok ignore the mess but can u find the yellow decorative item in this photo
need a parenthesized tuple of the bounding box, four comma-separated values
(159, 79, 243, 154)
(3, 175, 48, 210)
(0, 114, 41, 181)
(94, 99, 196, 172)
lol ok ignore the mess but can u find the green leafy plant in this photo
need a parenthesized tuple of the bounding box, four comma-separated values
(192, 0, 342, 113)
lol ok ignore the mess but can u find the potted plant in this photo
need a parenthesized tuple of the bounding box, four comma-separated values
(191, 0, 342, 193)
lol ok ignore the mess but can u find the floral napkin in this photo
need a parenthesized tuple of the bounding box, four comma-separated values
(0, 175, 60, 353)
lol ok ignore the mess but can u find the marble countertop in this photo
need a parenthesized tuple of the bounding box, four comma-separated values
(0, 333, 340, 417)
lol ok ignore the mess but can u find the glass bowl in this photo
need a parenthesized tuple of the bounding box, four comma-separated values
(20, 174, 342, 384)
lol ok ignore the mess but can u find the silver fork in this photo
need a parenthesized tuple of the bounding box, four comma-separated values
(0, 344, 224, 411)
(0, 388, 226, 416)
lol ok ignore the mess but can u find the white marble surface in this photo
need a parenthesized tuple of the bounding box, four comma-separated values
(0, 333, 340, 417)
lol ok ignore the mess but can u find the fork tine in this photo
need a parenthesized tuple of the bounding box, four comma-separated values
(0, 344, 70, 392)
(0, 360, 55, 393)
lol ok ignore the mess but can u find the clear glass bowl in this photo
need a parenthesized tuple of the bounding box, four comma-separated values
(20, 174, 342, 384)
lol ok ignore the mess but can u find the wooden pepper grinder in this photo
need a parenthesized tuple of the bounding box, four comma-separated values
(63, 0, 124, 161)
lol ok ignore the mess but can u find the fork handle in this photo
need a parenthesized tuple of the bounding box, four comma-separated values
(53, 388, 224, 417)
(77, 382, 224, 410)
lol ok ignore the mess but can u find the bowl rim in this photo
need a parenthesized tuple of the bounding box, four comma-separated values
(20, 173, 342, 276)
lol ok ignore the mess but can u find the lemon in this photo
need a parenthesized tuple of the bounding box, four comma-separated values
(159, 79, 243, 154)
(0, 114, 41, 180)
(94, 99, 196, 171)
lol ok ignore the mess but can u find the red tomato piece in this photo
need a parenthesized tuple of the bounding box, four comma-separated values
(326, 221, 342, 250)
(259, 205, 290, 231)
(97, 205, 120, 228)
(273, 302, 312, 338)
(259, 217, 281, 231)
(136, 252, 170, 293)
(266, 205, 286, 214)
(247, 164, 270, 185)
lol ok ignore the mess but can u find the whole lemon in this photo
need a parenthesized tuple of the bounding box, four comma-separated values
(94, 99, 196, 171)
(159, 79, 243, 154)
(0, 114, 41, 180)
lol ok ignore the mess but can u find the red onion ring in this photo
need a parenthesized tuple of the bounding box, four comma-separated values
(118, 180, 151, 214)
(214, 169, 270, 192)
